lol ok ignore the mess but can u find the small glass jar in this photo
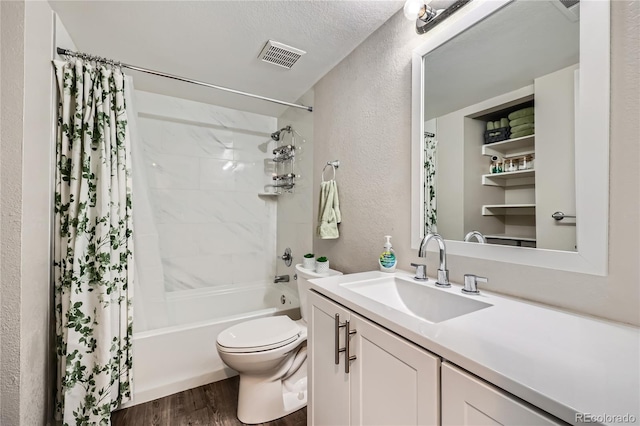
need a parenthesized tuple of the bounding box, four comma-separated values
(504, 158, 516, 172)
(491, 160, 502, 174)
(526, 154, 534, 170)
(517, 156, 527, 170)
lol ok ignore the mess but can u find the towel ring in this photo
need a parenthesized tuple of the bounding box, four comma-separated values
(322, 164, 335, 182)
(322, 160, 340, 182)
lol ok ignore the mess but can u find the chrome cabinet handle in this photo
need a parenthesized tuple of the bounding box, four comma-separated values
(344, 320, 357, 374)
(334, 314, 346, 365)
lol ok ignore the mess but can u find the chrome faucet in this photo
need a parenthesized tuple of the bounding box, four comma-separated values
(418, 233, 450, 287)
(464, 230, 487, 244)
(274, 275, 290, 283)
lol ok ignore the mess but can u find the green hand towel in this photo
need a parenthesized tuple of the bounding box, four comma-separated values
(317, 180, 341, 239)
(494, 121, 501, 129)
(487, 121, 495, 130)
(510, 123, 535, 134)
(510, 128, 535, 139)
(500, 118, 509, 128)
(508, 107, 535, 121)
(509, 115, 535, 127)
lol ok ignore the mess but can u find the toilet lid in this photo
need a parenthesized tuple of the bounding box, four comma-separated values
(217, 316, 301, 353)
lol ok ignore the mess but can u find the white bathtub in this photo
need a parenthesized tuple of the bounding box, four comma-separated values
(124, 283, 300, 407)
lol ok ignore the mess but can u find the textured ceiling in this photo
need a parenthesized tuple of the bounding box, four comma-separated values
(49, 1, 404, 117)
(424, 0, 579, 120)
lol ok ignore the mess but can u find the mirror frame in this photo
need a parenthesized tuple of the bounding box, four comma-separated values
(411, 0, 609, 275)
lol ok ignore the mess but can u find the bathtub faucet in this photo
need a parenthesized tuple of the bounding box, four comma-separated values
(274, 275, 290, 283)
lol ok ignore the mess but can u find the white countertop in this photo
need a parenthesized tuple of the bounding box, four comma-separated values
(308, 270, 640, 426)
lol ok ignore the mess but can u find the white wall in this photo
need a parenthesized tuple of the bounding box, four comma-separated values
(276, 90, 315, 294)
(1, 2, 25, 423)
(135, 91, 277, 293)
(313, 3, 640, 326)
(0, 1, 69, 424)
(313, 10, 424, 276)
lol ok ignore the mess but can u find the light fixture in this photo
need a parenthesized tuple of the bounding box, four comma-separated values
(404, 0, 472, 34)
(403, 0, 437, 22)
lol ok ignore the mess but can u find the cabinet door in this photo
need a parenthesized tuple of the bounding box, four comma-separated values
(308, 291, 352, 426)
(442, 362, 563, 426)
(350, 314, 440, 426)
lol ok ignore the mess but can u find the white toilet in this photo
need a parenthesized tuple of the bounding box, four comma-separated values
(216, 264, 342, 424)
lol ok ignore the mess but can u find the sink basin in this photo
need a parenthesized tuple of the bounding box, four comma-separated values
(341, 276, 492, 323)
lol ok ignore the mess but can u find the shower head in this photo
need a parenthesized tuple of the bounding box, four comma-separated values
(270, 126, 292, 142)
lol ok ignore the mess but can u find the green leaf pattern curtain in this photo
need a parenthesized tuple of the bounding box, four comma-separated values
(424, 134, 437, 234)
(53, 59, 133, 425)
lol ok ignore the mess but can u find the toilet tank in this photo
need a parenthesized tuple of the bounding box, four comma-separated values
(294, 264, 342, 322)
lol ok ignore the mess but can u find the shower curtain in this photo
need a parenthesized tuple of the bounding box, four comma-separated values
(53, 59, 133, 425)
(424, 134, 438, 234)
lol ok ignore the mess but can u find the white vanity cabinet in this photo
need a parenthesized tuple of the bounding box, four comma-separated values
(441, 363, 564, 426)
(307, 270, 638, 425)
(308, 291, 440, 426)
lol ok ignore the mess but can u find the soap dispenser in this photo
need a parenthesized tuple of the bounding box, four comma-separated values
(378, 235, 397, 273)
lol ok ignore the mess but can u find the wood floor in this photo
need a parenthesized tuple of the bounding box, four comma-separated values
(111, 376, 307, 426)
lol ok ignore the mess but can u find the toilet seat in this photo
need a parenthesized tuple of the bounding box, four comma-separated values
(217, 316, 301, 354)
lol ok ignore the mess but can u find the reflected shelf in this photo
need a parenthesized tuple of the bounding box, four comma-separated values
(482, 135, 535, 158)
(481, 203, 536, 216)
(482, 169, 535, 187)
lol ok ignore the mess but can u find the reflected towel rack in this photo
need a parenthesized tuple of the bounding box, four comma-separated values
(322, 160, 340, 182)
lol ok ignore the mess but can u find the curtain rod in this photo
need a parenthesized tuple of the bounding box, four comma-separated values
(56, 47, 313, 112)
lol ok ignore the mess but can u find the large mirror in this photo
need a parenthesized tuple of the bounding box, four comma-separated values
(411, 0, 610, 275)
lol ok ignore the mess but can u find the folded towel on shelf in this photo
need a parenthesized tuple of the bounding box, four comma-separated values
(486, 121, 495, 130)
(509, 115, 535, 127)
(510, 128, 535, 139)
(500, 118, 510, 128)
(510, 123, 535, 134)
(508, 107, 535, 121)
(317, 180, 341, 239)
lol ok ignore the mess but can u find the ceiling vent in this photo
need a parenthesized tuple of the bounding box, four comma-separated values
(258, 40, 306, 70)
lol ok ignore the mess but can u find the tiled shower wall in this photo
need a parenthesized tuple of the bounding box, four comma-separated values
(276, 90, 315, 293)
(135, 91, 277, 292)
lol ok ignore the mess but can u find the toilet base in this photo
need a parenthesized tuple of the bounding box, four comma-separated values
(236, 361, 307, 424)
